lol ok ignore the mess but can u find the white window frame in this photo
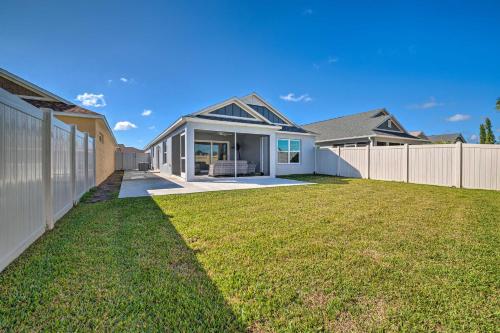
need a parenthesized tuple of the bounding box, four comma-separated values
(277, 138, 301, 164)
(162, 141, 167, 164)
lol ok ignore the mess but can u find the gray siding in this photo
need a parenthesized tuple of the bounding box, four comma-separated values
(276, 134, 316, 175)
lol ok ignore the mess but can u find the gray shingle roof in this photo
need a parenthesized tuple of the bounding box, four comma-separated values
(427, 133, 466, 143)
(303, 109, 398, 141)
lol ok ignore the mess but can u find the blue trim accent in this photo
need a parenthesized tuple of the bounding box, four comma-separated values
(210, 103, 254, 118)
(247, 104, 287, 124)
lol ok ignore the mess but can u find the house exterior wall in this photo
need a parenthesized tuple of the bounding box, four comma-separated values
(55, 115, 116, 185)
(276, 133, 316, 175)
(147, 121, 316, 181)
(186, 121, 278, 181)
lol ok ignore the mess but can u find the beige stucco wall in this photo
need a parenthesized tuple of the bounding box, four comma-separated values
(55, 115, 116, 185)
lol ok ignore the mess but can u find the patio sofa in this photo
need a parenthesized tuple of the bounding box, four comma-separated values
(208, 160, 256, 177)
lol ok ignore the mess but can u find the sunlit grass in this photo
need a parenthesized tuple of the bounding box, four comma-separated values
(0, 176, 498, 331)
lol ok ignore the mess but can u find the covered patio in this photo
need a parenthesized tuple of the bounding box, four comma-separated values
(118, 171, 312, 198)
(193, 129, 270, 177)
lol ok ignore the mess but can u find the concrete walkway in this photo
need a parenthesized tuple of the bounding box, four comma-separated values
(118, 171, 312, 198)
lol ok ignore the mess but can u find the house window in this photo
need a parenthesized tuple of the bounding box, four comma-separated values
(277, 139, 300, 164)
(98, 132, 104, 144)
(162, 141, 167, 164)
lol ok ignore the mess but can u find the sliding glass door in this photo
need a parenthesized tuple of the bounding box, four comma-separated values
(195, 141, 229, 175)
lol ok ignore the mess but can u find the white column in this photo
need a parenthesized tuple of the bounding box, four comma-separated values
(234, 132, 237, 178)
(185, 126, 195, 181)
(42, 109, 54, 230)
(269, 132, 276, 177)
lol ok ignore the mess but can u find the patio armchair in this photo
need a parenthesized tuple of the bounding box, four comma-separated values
(247, 162, 256, 175)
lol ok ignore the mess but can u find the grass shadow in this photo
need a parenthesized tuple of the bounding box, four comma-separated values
(0, 196, 243, 331)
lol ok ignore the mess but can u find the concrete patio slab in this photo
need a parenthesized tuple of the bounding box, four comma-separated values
(118, 171, 313, 198)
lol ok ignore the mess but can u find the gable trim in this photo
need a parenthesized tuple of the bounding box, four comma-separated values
(241, 93, 296, 126)
(194, 97, 272, 124)
(374, 115, 407, 134)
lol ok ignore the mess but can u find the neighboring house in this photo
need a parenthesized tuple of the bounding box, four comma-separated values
(427, 133, 466, 144)
(144, 93, 316, 181)
(0, 68, 117, 185)
(116, 144, 145, 154)
(408, 130, 429, 140)
(303, 109, 428, 147)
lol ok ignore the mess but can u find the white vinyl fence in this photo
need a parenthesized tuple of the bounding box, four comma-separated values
(0, 88, 96, 272)
(316, 143, 500, 191)
(115, 151, 150, 170)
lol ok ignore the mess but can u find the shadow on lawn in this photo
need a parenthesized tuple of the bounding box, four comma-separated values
(118, 197, 245, 331)
(280, 173, 352, 185)
(0, 197, 244, 331)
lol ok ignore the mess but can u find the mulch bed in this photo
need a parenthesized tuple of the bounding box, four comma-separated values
(84, 171, 124, 203)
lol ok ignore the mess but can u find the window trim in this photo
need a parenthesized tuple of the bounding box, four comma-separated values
(162, 141, 167, 164)
(277, 138, 301, 165)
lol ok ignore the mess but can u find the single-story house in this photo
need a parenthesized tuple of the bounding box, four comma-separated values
(408, 130, 429, 140)
(144, 93, 316, 181)
(427, 133, 466, 144)
(116, 144, 145, 154)
(0, 68, 118, 185)
(303, 108, 429, 147)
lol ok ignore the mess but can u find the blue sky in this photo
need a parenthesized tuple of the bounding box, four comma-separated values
(1, 0, 499, 147)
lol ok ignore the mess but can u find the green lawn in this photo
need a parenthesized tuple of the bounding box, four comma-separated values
(0, 176, 499, 332)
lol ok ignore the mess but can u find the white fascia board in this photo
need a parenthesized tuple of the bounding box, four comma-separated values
(143, 117, 186, 150)
(372, 134, 429, 143)
(52, 111, 118, 146)
(277, 130, 316, 136)
(315, 135, 372, 143)
(187, 116, 281, 130)
(0, 68, 72, 104)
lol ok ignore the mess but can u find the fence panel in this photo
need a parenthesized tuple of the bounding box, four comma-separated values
(115, 151, 150, 170)
(87, 137, 95, 190)
(0, 90, 45, 273)
(462, 144, 500, 190)
(316, 147, 339, 175)
(408, 144, 457, 187)
(74, 131, 86, 200)
(338, 147, 368, 178)
(115, 151, 123, 170)
(52, 119, 73, 221)
(370, 146, 406, 181)
(0, 88, 97, 273)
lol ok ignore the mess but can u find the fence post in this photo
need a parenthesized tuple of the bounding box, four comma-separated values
(336, 146, 341, 176)
(455, 142, 462, 188)
(93, 138, 96, 187)
(366, 145, 370, 179)
(42, 110, 54, 230)
(70, 126, 77, 205)
(404, 144, 409, 183)
(84, 133, 89, 191)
